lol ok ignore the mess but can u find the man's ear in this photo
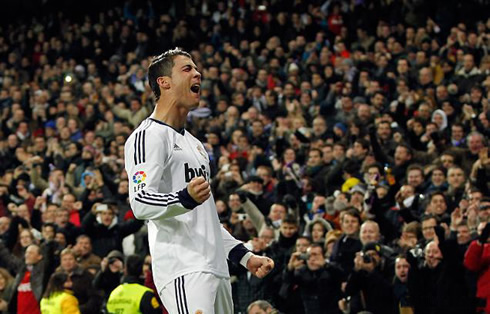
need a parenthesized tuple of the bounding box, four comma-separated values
(157, 77, 170, 90)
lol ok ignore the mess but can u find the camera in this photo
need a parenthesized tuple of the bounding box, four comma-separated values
(361, 253, 372, 263)
(298, 253, 310, 261)
(237, 213, 248, 221)
(409, 247, 424, 259)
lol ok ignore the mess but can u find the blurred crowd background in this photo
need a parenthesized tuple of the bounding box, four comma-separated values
(0, 0, 489, 313)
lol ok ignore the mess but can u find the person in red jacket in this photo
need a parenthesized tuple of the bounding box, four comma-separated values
(464, 222, 490, 313)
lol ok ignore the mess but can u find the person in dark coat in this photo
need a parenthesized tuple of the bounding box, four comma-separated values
(81, 202, 144, 258)
(330, 208, 363, 280)
(264, 215, 299, 310)
(282, 243, 342, 314)
(407, 226, 472, 314)
(93, 250, 124, 300)
(344, 242, 397, 314)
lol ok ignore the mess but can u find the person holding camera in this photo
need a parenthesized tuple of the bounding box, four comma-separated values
(342, 242, 396, 314)
(93, 250, 124, 300)
(81, 202, 144, 258)
(261, 215, 299, 309)
(407, 225, 472, 314)
(275, 236, 312, 314)
(283, 243, 342, 314)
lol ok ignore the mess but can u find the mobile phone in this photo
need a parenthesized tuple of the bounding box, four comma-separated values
(96, 204, 108, 212)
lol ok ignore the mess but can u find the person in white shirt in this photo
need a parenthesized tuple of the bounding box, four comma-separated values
(124, 48, 274, 314)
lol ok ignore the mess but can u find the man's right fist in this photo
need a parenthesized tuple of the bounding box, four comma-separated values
(187, 176, 211, 204)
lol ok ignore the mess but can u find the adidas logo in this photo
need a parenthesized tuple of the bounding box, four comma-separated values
(173, 144, 182, 151)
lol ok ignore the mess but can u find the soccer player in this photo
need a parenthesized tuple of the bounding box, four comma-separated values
(124, 48, 274, 313)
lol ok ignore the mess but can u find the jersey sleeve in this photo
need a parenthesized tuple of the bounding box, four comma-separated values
(220, 224, 252, 267)
(125, 127, 200, 220)
(140, 291, 162, 314)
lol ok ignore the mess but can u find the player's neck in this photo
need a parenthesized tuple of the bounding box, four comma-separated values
(152, 99, 189, 130)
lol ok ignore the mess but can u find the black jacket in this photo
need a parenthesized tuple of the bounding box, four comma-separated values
(81, 211, 144, 258)
(330, 235, 362, 280)
(345, 268, 396, 314)
(282, 264, 343, 314)
(407, 236, 472, 314)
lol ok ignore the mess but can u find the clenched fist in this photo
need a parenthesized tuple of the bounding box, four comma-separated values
(187, 176, 211, 204)
(247, 256, 275, 278)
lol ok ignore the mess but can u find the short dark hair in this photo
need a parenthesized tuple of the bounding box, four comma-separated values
(451, 122, 464, 130)
(397, 143, 413, 157)
(148, 48, 192, 101)
(354, 138, 370, 150)
(341, 207, 362, 224)
(407, 164, 424, 176)
(378, 120, 391, 127)
(429, 191, 446, 203)
(413, 117, 426, 126)
(42, 222, 57, 231)
(367, 162, 384, 175)
(310, 242, 325, 255)
(421, 213, 439, 223)
(282, 214, 298, 226)
(308, 148, 323, 158)
(125, 254, 144, 277)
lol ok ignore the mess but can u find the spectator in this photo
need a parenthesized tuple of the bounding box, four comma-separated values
(283, 243, 342, 314)
(264, 215, 299, 309)
(81, 202, 143, 258)
(359, 220, 381, 246)
(237, 192, 288, 240)
(344, 242, 396, 314)
(93, 250, 124, 300)
(304, 218, 333, 245)
(40, 272, 80, 314)
(106, 254, 160, 314)
(247, 299, 279, 314)
(275, 236, 312, 314)
(72, 235, 101, 273)
(407, 227, 472, 314)
(392, 255, 414, 313)
(330, 208, 363, 278)
(0, 268, 13, 314)
(464, 223, 490, 314)
(53, 207, 81, 246)
(7, 243, 56, 314)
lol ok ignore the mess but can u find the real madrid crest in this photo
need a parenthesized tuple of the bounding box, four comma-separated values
(196, 145, 207, 160)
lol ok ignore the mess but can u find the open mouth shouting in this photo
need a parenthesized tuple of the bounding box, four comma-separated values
(190, 83, 201, 94)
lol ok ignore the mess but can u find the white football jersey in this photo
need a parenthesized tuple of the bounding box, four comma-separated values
(124, 117, 245, 291)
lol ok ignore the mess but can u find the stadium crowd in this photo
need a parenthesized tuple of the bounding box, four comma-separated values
(0, 0, 489, 313)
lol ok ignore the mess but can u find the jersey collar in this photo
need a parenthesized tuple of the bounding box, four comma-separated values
(149, 118, 185, 135)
